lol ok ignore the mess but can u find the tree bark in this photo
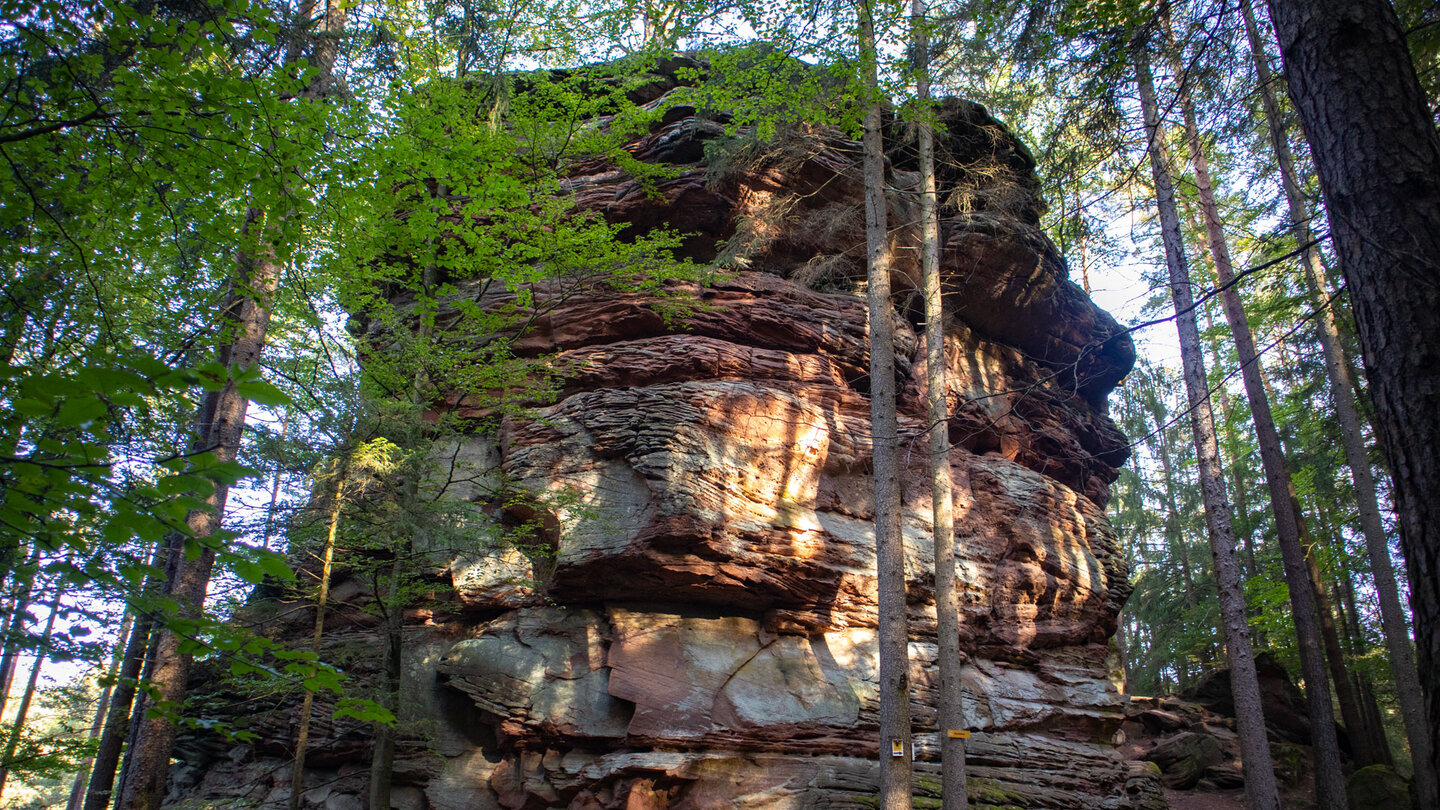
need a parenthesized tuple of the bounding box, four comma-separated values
(1262, 0, 1440, 791)
(1243, 0, 1437, 798)
(1302, 536, 1378, 765)
(66, 612, 132, 810)
(114, 7, 344, 807)
(259, 411, 290, 553)
(0, 581, 64, 799)
(115, 223, 281, 810)
(368, 554, 404, 810)
(0, 545, 42, 723)
(1133, 39, 1282, 810)
(368, 553, 405, 810)
(289, 474, 345, 810)
(84, 537, 173, 810)
(1165, 35, 1348, 800)
(860, 2, 911, 805)
(911, 3, 966, 804)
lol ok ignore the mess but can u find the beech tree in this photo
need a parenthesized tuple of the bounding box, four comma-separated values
(112, 5, 347, 807)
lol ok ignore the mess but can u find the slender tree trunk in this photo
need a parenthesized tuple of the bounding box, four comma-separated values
(1322, 533, 1395, 763)
(260, 411, 290, 553)
(0, 581, 65, 799)
(1242, 0, 1437, 798)
(66, 612, 132, 810)
(911, 4, 965, 804)
(1133, 40, 1282, 810)
(369, 180, 445, 810)
(368, 557, 404, 810)
(289, 477, 345, 810)
(115, 8, 343, 808)
(1332, 574, 1362, 656)
(1302, 540, 1378, 764)
(1147, 407, 1198, 614)
(1167, 45, 1348, 801)
(1357, 672, 1394, 767)
(859, 2, 910, 805)
(116, 226, 280, 810)
(0, 546, 43, 722)
(84, 537, 174, 810)
(1199, 304, 1259, 584)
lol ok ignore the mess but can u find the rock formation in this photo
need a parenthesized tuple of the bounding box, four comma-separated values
(177, 58, 1153, 809)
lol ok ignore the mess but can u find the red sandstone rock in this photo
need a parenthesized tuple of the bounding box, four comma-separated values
(180, 58, 1149, 810)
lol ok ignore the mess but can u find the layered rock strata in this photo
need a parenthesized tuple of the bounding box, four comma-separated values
(181, 59, 1147, 810)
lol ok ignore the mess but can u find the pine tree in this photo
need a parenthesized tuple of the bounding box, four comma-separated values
(1133, 34, 1281, 810)
(1263, 0, 1440, 785)
(911, 2, 966, 804)
(859, 0, 912, 804)
(1161, 14, 1348, 798)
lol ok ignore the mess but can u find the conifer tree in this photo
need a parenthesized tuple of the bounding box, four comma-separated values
(1133, 35, 1281, 810)
(859, 0, 912, 805)
(1263, 0, 1440, 785)
(911, 2, 966, 804)
(1240, 0, 1436, 795)
(1160, 13, 1348, 799)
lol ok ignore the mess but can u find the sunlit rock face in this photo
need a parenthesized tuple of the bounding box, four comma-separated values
(181, 60, 1152, 810)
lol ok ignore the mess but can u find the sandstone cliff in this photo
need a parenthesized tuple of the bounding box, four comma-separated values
(180, 58, 1153, 810)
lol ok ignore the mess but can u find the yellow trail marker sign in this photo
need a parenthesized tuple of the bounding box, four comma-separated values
(945, 729, 971, 739)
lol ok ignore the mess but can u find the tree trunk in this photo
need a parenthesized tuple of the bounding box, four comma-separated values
(66, 612, 132, 810)
(1166, 40, 1349, 801)
(1133, 40, 1282, 810)
(368, 562, 403, 810)
(1357, 672, 1395, 767)
(259, 411, 290, 553)
(1302, 538, 1378, 765)
(115, 224, 281, 810)
(114, 7, 343, 807)
(0, 545, 42, 722)
(0, 581, 64, 799)
(1243, 0, 1437, 798)
(1262, 0, 1440, 788)
(1146, 404, 1198, 615)
(289, 475, 345, 810)
(370, 179, 445, 810)
(860, 2, 911, 805)
(1199, 302, 1259, 585)
(911, 3, 965, 804)
(84, 537, 174, 810)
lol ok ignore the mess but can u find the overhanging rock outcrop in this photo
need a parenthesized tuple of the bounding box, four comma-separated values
(181, 57, 1152, 810)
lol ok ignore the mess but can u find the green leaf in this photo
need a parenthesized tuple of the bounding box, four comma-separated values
(334, 698, 395, 725)
(234, 377, 293, 408)
(231, 559, 266, 584)
(13, 398, 53, 418)
(257, 552, 294, 581)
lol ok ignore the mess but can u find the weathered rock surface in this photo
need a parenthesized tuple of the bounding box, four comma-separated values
(1346, 764, 1415, 810)
(1117, 662, 1334, 808)
(178, 56, 1147, 809)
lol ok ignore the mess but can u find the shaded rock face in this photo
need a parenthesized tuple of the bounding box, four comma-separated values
(185, 60, 1145, 809)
